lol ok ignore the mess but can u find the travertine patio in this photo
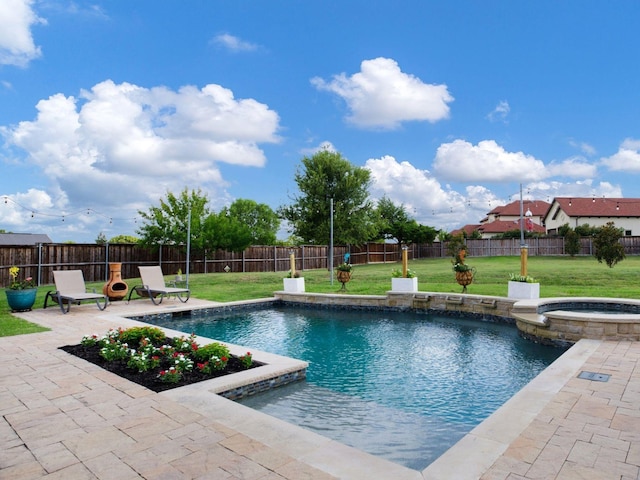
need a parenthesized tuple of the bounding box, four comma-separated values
(2, 297, 640, 479)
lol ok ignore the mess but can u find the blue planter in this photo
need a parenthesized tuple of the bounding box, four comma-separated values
(5, 288, 37, 312)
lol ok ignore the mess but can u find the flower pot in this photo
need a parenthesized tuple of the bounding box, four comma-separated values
(508, 281, 540, 299)
(283, 277, 305, 293)
(391, 277, 418, 292)
(336, 270, 351, 290)
(5, 288, 37, 312)
(455, 270, 474, 293)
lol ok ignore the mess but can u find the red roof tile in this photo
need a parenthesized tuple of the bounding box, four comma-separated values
(487, 200, 550, 216)
(553, 197, 640, 217)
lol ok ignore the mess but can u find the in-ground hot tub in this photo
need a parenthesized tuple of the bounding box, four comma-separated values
(512, 297, 640, 344)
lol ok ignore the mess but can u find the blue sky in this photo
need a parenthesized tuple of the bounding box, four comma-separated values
(1, 1, 639, 242)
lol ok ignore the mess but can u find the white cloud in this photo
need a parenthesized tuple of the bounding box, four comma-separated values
(568, 139, 596, 156)
(433, 139, 546, 183)
(212, 33, 259, 52)
(2, 79, 281, 212)
(601, 138, 640, 172)
(365, 155, 494, 231)
(547, 157, 597, 178)
(487, 100, 510, 123)
(0, 0, 45, 67)
(300, 141, 337, 156)
(311, 57, 453, 130)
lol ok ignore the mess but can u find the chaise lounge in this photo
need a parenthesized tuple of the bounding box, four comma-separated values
(128, 265, 190, 305)
(44, 270, 108, 314)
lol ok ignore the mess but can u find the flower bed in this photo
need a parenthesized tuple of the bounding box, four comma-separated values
(60, 326, 262, 393)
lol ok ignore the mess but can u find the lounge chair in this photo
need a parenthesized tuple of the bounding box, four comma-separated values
(128, 266, 190, 305)
(44, 270, 108, 314)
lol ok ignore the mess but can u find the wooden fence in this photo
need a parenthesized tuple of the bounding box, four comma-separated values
(1, 236, 639, 288)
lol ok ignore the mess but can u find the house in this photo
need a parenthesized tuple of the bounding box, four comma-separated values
(452, 200, 549, 239)
(545, 197, 640, 236)
(0, 233, 53, 245)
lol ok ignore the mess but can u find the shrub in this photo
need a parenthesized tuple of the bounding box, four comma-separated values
(119, 326, 166, 346)
(193, 342, 231, 363)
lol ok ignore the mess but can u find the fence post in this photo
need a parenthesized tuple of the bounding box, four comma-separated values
(37, 243, 42, 286)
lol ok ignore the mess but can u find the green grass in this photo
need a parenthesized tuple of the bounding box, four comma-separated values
(3, 255, 640, 337)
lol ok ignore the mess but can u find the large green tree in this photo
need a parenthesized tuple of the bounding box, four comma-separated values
(136, 188, 209, 252)
(374, 196, 438, 245)
(223, 199, 279, 245)
(202, 211, 253, 252)
(278, 150, 376, 245)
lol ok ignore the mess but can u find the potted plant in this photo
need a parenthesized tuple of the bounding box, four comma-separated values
(336, 262, 352, 290)
(507, 273, 540, 299)
(175, 268, 183, 282)
(452, 248, 474, 293)
(283, 270, 305, 293)
(5, 266, 37, 312)
(391, 268, 418, 292)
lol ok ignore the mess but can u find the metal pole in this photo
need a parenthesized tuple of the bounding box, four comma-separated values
(329, 197, 334, 285)
(186, 208, 191, 288)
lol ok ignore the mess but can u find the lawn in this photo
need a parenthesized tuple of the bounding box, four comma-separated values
(3, 255, 640, 337)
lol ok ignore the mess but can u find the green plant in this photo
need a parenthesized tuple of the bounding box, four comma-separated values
(509, 273, 536, 283)
(157, 367, 181, 383)
(119, 326, 166, 346)
(239, 351, 253, 369)
(337, 262, 352, 272)
(193, 342, 231, 362)
(391, 268, 416, 278)
(286, 270, 300, 278)
(8, 266, 36, 290)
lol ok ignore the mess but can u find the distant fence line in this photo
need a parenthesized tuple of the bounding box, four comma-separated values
(2, 236, 640, 288)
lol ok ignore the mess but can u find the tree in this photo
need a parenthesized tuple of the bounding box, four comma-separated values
(278, 150, 377, 245)
(95, 232, 107, 244)
(137, 188, 210, 252)
(375, 197, 438, 245)
(593, 222, 625, 268)
(223, 199, 279, 245)
(202, 211, 253, 252)
(109, 235, 139, 244)
(564, 228, 581, 257)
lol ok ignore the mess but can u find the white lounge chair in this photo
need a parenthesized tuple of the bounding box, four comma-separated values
(129, 266, 190, 305)
(44, 270, 108, 314)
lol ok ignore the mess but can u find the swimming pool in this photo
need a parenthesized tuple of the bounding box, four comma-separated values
(144, 305, 565, 470)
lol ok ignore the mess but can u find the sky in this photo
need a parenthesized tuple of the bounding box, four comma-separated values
(1, 1, 640, 243)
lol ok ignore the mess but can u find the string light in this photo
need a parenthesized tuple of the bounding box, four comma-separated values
(1, 196, 139, 227)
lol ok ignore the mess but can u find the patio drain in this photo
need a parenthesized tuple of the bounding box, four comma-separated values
(578, 371, 611, 382)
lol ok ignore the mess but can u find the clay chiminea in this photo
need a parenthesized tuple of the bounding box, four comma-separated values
(103, 262, 129, 301)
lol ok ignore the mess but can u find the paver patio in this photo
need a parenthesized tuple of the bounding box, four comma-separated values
(2, 298, 640, 479)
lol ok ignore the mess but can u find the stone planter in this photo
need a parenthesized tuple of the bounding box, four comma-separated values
(508, 281, 540, 299)
(283, 277, 305, 293)
(5, 288, 37, 312)
(391, 277, 418, 292)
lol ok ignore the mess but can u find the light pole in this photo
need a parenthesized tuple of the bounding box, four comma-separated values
(329, 197, 334, 285)
(186, 207, 191, 288)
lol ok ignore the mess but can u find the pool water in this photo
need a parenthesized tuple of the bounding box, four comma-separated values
(146, 306, 566, 470)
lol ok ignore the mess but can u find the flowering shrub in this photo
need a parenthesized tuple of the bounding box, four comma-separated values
(158, 367, 181, 383)
(239, 352, 253, 369)
(8, 266, 36, 290)
(75, 327, 259, 387)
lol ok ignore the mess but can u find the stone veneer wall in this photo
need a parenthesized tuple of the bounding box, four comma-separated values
(276, 291, 640, 346)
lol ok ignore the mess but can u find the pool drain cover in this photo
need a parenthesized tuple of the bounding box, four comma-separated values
(578, 371, 610, 382)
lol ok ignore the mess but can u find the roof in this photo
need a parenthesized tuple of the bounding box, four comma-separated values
(552, 197, 640, 217)
(479, 220, 546, 234)
(487, 200, 551, 217)
(0, 233, 53, 245)
(450, 224, 481, 237)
